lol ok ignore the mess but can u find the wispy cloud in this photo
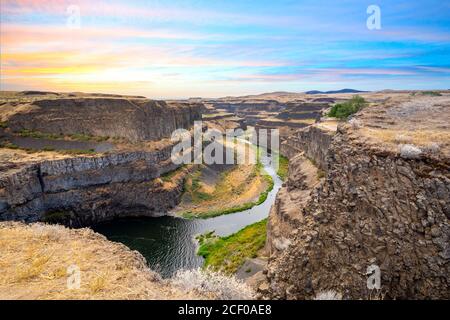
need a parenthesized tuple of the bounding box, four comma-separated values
(1, 0, 449, 97)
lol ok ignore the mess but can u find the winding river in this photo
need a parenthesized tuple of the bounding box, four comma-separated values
(94, 153, 282, 278)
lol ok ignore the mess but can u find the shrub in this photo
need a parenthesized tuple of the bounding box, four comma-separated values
(197, 219, 267, 274)
(399, 144, 422, 159)
(41, 211, 71, 224)
(276, 154, 289, 181)
(424, 142, 440, 154)
(171, 268, 254, 300)
(421, 91, 442, 96)
(314, 290, 343, 300)
(328, 95, 367, 119)
(61, 148, 95, 155)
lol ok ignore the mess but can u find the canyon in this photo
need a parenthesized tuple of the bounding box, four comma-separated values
(260, 93, 450, 299)
(0, 92, 202, 226)
(0, 90, 449, 299)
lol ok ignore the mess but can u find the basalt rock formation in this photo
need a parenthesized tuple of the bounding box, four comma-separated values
(0, 146, 187, 226)
(5, 98, 202, 142)
(262, 95, 450, 299)
(0, 95, 203, 226)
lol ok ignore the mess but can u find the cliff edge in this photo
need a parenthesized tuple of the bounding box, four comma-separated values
(262, 95, 450, 299)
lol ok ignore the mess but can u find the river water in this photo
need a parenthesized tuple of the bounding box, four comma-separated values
(94, 153, 282, 278)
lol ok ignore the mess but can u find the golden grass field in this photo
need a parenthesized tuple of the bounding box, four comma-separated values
(0, 222, 203, 300)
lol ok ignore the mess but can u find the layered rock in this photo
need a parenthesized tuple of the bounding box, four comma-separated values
(5, 98, 203, 142)
(280, 122, 336, 167)
(262, 98, 450, 299)
(0, 144, 189, 226)
(0, 96, 204, 226)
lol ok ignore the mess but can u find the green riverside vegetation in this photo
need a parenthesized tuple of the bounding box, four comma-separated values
(197, 219, 267, 274)
(276, 154, 289, 181)
(328, 95, 367, 119)
(182, 170, 273, 219)
(181, 146, 275, 219)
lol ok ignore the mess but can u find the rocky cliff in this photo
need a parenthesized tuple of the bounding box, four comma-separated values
(262, 96, 450, 299)
(0, 95, 204, 226)
(0, 144, 189, 226)
(5, 98, 203, 142)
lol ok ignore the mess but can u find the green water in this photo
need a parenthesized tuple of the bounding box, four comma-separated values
(94, 155, 282, 278)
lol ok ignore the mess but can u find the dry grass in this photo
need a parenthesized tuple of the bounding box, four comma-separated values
(350, 95, 450, 157)
(360, 128, 450, 151)
(174, 141, 270, 217)
(0, 222, 205, 300)
(175, 163, 268, 217)
(263, 117, 316, 125)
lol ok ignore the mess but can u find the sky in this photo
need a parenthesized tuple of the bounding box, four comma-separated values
(1, 0, 449, 98)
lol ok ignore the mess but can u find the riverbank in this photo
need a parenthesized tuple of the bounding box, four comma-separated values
(173, 144, 275, 219)
(197, 219, 267, 274)
(93, 152, 283, 278)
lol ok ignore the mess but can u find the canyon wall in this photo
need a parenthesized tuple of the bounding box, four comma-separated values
(6, 98, 203, 142)
(0, 97, 204, 226)
(0, 145, 188, 226)
(280, 124, 335, 167)
(263, 108, 449, 299)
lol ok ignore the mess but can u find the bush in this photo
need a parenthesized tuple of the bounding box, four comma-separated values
(276, 154, 289, 181)
(197, 219, 267, 274)
(328, 95, 367, 119)
(399, 144, 422, 159)
(314, 290, 343, 300)
(171, 268, 254, 300)
(421, 91, 442, 96)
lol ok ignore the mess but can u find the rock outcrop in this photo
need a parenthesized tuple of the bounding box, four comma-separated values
(5, 98, 203, 142)
(280, 122, 336, 166)
(0, 144, 189, 226)
(262, 97, 450, 299)
(0, 96, 204, 226)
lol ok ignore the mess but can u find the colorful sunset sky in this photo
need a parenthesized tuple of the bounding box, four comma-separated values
(1, 0, 449, 98)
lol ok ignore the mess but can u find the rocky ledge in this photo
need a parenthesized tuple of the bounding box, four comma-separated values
(3, 98, 202, 142)
(262, 95, 450, 299)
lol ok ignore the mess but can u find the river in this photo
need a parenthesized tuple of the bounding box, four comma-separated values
(94, 153, 282, 278)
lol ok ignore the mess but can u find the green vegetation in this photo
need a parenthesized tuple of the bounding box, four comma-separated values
(317, 169, 325, 179)
(68, 133, 109, 142)
(184, 169, 214, 202)
(41, 211, 71, 224)
(160, 165, 187, 182)
(195, 230, 217, 245)
(181, 169, 273, 219)
(0, 140, 95, 155)
(180, 144, 274, 219)
(328, 95, 367, 119)
(60, 149, 95, 155)
(0, 121, 8, 128)
(197, 219, 267, 274)
(202, 112, 234, 119)
(421, 91, 442, 96)
(18, 129, 61, 140)
(276, 154, 289, 181)
(17, 129, 109, 142)
(42, 146, 55, 152)
(0, 141, 20, 149)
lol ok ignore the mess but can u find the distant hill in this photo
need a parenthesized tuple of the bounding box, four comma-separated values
(305, 89, 368, 95)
